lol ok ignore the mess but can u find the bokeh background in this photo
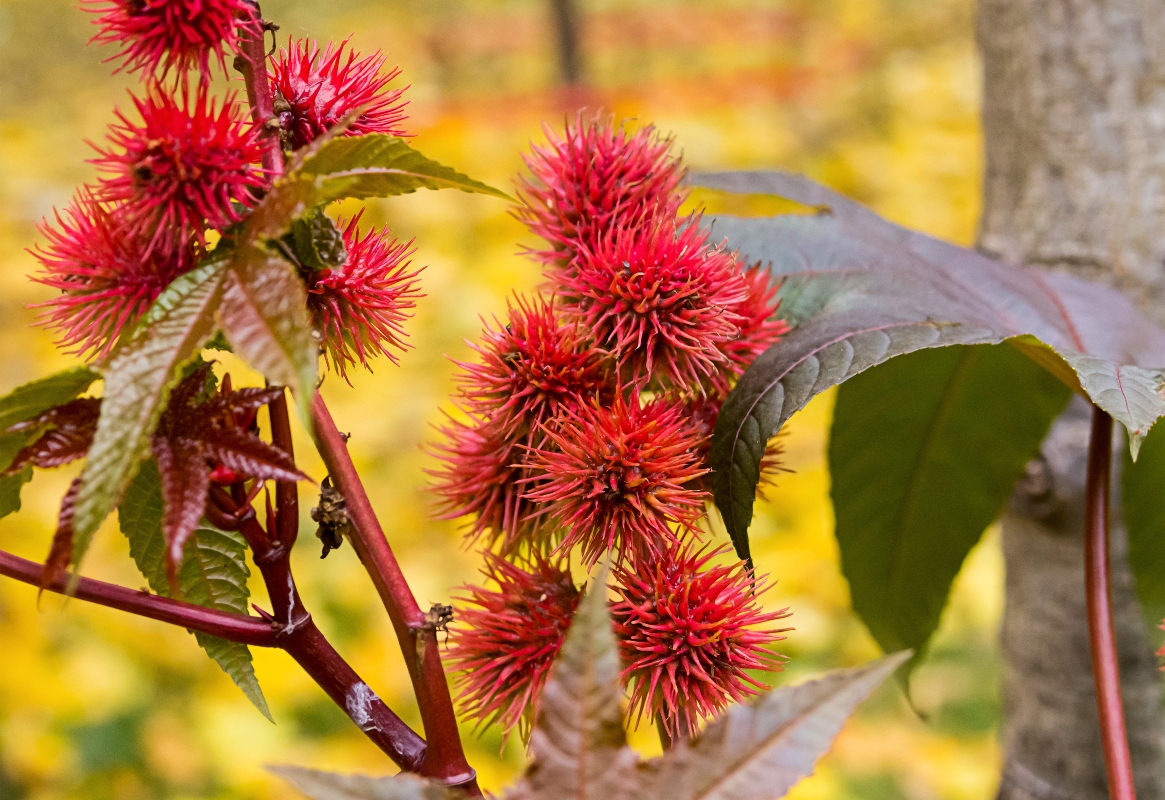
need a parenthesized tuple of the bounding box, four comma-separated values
(0, 0, 1000, 797)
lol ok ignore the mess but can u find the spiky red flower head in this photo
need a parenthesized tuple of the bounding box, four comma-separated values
(269, 38, 409, 151)
(305, 211, 422, 381)
(92, 84, 266, 253)
(611, 544, 791, 738)
(517, 116, 687, 264)
(32, 192, 198, 358)
(559, 219, 749, 391)
(83, 0, 260, 80)
(429, 417, 545, 552)
(447, 552, 581, 738)
(521, 395, 709, 565)
(454, 296, 613, 440)
(719, 262, 790, 375)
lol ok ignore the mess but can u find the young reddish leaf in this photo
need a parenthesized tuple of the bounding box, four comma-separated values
(41, 477, 81, 590)
(3, 398, 102, 477)
(636, 653, 909, 800)
(219, 249, 317, 424)
(152, 435, 211, 590)
(199, 427, 303, 482)
(0, 367, 100, 433)
(73, 257, 228, 570)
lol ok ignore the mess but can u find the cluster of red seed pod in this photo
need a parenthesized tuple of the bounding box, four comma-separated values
(36, 0, 421, 376)
(437, 118, 793, 740)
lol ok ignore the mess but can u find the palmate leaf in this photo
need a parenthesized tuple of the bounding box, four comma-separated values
(637, 652, 909, 800)
(0, 366, 100, 520)
(829, 345, 1070, 670)
(695, 171, 1165, 565)
(246, 134, 511, 244)
(72, 258, 228, 569)
(118, 460, 271, 720)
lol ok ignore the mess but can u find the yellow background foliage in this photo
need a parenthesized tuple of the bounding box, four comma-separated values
(0, 0, 1000, 797)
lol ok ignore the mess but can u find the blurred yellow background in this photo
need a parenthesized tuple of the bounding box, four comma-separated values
(0, 0, 998, 797)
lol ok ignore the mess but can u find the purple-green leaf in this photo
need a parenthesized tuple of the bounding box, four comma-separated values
(696, 171, 1165, 561)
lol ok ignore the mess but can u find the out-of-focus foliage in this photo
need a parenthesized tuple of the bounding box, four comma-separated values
(0, 0, 995, 798)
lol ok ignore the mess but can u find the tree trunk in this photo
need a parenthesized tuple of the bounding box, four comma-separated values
(977, 1, 1165, 797)
(550, 0, 584, 85)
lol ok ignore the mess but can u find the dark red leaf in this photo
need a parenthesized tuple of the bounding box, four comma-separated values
(200, 426, 306, 482)
(41, 477, 81, 591)
(151, 435, 210, 592)
(3, 398, 102, 477)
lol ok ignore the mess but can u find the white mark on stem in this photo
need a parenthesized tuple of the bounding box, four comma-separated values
(346, 682, 377, 731)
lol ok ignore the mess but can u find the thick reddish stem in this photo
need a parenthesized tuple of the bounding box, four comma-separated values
(1084, 407, 1137, 800)
(207, 487, 426, 770)
(0, 549, 278, 646)
(236, 5, 284, 176)
(311, 392, 477, 790)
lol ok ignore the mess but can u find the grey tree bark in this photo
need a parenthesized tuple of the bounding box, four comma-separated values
(977, 1, 1165, 797)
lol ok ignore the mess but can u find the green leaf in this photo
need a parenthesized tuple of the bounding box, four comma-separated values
(0, 366, 100, 433)
(269, 767, 462, 800)
(73, 259, 228, 568)
(0, 467, 32, 520)
(219, 249, 317, 423)
(696, 170, 1165, 559)
(829, 345, 1070, 668)
(286, 209, 348, 271)
(512, 562, 638, 800)
(637, 653, 909, 800)
(118, 460, 271, 720)
(1124, 422, 1165, 631)
(247, 134, 511, 243)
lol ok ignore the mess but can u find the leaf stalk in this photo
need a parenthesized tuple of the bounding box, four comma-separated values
(1085, 406, 1137, 800)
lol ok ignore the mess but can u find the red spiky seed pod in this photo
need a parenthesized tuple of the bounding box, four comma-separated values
(611, 544, 791, 738)
(719, 262, 790, 377)
(269, 38, 409, 151)
(517, 116, 687, 265)
(521, 395, 709, 565)
(560, 219, 749, 392)
(91, 84, 267, 254)
(453, 296, 613, 441)
(446, 551, 581, 739)
(83, 0, 260, 80)
(32, 192, 198, 358)
(305, 211, 423, 381)
(429, 416, 546, 552)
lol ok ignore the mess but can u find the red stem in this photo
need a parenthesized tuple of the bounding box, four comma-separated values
(266, 386, 299, 547)
(0, 549, 278, 646)
(310, 392, 477, 790)
(236, 5, 284, 176)
(1084, 407, 1137, 800)
(207, 487, 426, 770)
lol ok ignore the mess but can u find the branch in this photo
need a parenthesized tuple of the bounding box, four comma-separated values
(236, 3, 284, 176)
(1084, 407, 1137, 800)
(0, 549, 279, 647)
(208, 485, 427, 771)
(267, 386, 299, 546)
(310, 392, 477, 790)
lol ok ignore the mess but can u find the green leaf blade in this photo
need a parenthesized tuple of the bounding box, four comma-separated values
(1124, 423, 1165, 631)
(72, 259, 228, 567)
(0, 367, 100, 432)
(248, 134, 510, 242)
(829, 345, 1070, 665)
(117, 459, 270, 720)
